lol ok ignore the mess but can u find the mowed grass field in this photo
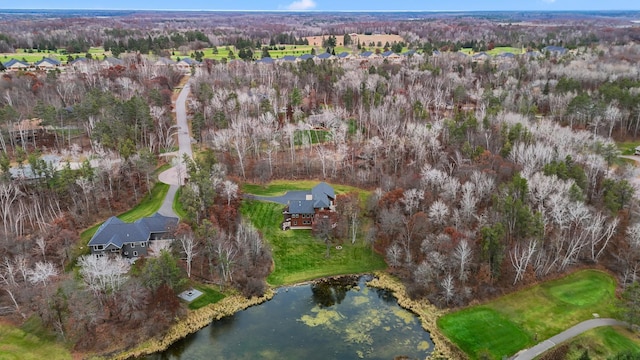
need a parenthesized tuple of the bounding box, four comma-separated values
(241, 181, 385, 286)
(0, 323, 71, 360)
(460, 46, 524, 56)
(438, 270, 619, 359)
(2, 47, 109, 64)
(553, 326, 640, 359)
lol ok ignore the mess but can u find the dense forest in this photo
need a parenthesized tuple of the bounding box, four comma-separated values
(1, 9, 640, 357)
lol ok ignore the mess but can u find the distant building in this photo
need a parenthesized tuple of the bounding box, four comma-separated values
(3, 59, 30, 71)
(543, 46, 568, 56)
(34, 57, 61, 70)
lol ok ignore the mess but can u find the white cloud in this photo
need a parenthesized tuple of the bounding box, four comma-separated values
(287, 0, 317, 10)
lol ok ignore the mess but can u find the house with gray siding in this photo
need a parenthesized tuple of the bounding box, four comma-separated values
(88, 213, 178, 259)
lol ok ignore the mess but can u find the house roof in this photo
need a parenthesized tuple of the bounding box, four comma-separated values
(543, 46, 567, 54)
(360, 51, 374, 57)
(178, 57, 200, 65)
(35, 57, 61, 66)
(286, 182, 336, 215)
(88, 213, 178, 249)
(257, 57, 275, 64)
(70, 57, 89, 65)
(316, 52, 334, 59)
(3, 59, 29, 68)
(336, 52, 350, 58)
(281, 55, 297, 62)
(311, 182, 335, 208)
(155, 57, 176, 65)
(288, 200, 316, 214)
(497, 52, 516, 58)
(299, 53, 314, 60)
(103, 57, 124, 66)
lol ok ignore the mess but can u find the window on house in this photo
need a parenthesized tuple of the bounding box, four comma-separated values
(141, 242, 146, 247)
(96, 245, 103, 250)
(133, 251, 138, 257)
(293, 220, 297, 225)
(124, 251, 129, 256)
(131, 243, 135, 248)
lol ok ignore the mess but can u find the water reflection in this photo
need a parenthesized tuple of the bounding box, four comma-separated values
(143, 276, 433, 360)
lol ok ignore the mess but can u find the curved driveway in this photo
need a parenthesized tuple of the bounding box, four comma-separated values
(157, 81, 192, 218)
(246, 191, 310, 205)
(511, 318, 626, 360)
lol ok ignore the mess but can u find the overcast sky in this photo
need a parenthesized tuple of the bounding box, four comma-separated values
(1, 0, 639, 11)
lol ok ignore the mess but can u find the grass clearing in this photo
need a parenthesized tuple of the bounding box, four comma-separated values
(438, 307, 530, 357)
(80, 181, 170, 243)
(241, 180, 385, 286)
(242, 179, 369, 202)
(438, 270, 618, 359)
(617, 141, 640, 156)
(187, 285, 226, 310)
(554, 326, 640, 359)
(0, 322, 71, 360)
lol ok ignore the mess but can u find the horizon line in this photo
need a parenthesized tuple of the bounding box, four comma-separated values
(1, 8, 639, 12)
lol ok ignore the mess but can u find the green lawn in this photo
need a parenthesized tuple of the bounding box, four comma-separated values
(459, 46, 524, 56)
(438, 270, 618, 359)
(187, 285, 226, 310)
(4, 47, 109, 64)
(552, 326, 640, 359)
(80, 182, 170, 243)
(486, 46, 524, 56)
(241, 180, 385, 286)
(617, 141, 640, 156)
(0, 323, 71, 360)
(242, 180, 370, 203)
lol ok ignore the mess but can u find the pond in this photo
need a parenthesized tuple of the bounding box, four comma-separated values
(144, 275, 434, 360)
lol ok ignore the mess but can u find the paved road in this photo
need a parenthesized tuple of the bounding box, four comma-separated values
(157, 81, 193, 218)
(511, 318, 626, 360)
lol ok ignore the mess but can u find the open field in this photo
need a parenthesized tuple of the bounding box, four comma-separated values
(0, 323, 71, 360)
(438, 270, 618, 359)
(305, 33, 404, 47)
(241, 180, 384, 285)
(2, 47, 109, 64)
(460, 46, 524, 56)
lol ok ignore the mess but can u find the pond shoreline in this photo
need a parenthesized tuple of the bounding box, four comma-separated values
(106, 272, 463, 360)
(366, 272, 467, 360)
(109, 290, 276, 360)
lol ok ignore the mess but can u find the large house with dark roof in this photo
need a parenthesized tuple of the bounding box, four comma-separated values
(282, 182, 336, 230)
(88, 213, 178, 259)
